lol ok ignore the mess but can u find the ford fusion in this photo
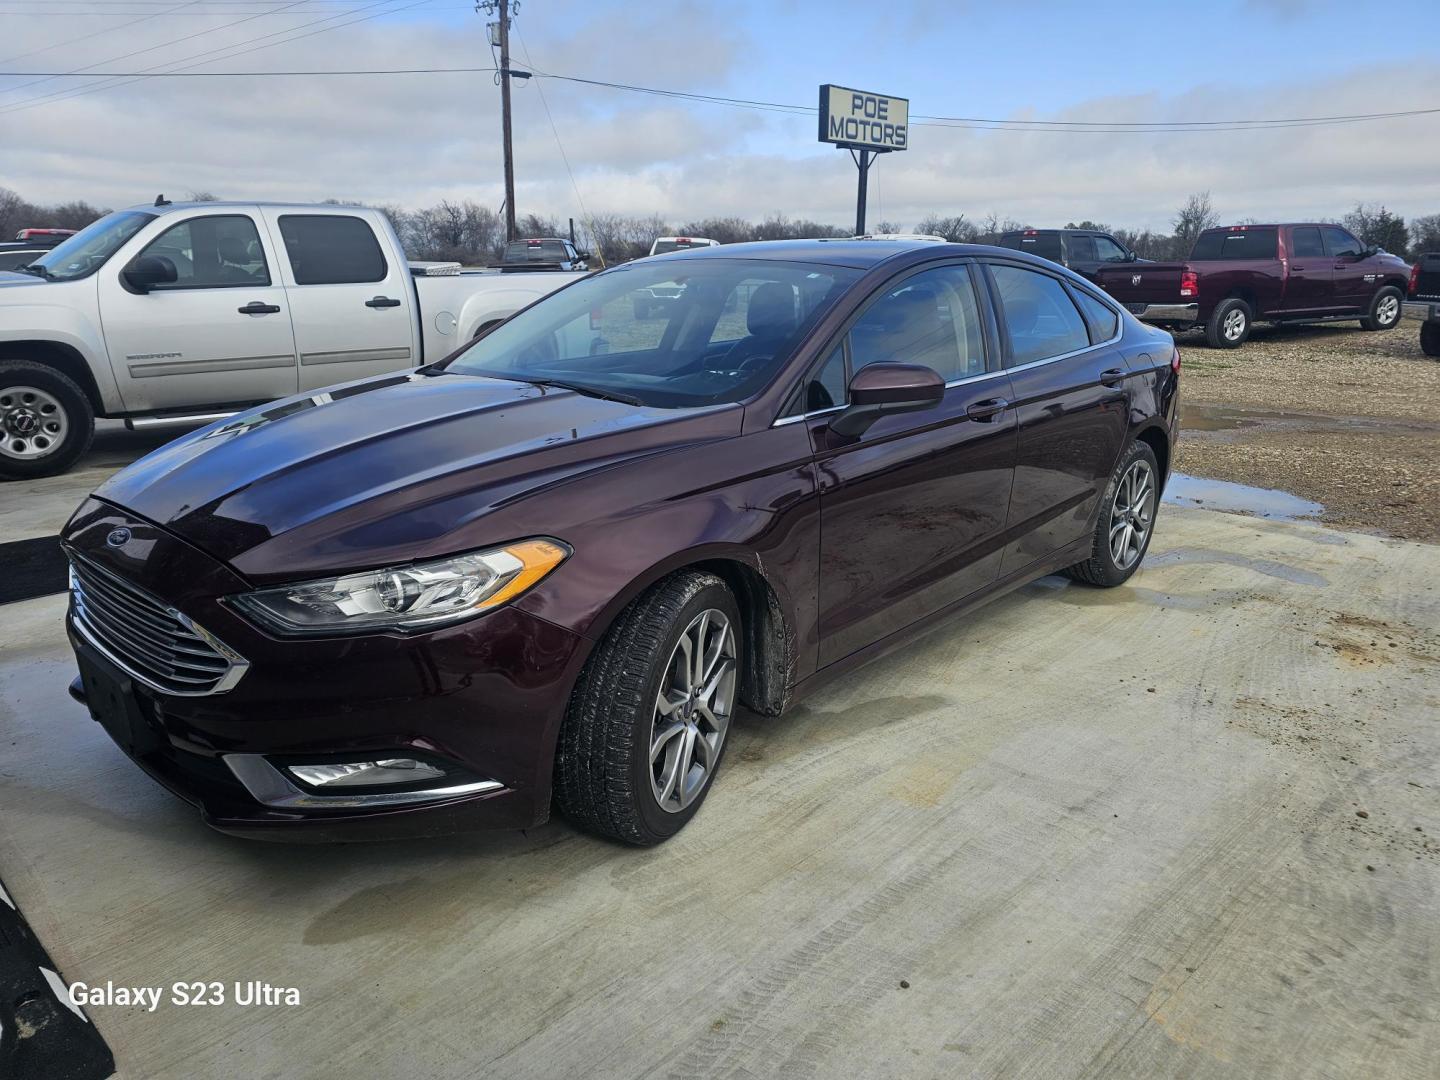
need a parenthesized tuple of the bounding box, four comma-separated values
(62, 239, 1179, 845)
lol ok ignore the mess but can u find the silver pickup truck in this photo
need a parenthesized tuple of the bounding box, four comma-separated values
(0, 200, 585, 478)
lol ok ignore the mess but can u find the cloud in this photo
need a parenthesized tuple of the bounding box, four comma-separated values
(1, 7, 1437, 233)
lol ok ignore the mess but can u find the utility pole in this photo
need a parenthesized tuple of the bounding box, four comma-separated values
(480, 1, 519, 242)
(853, 149, 871, 236)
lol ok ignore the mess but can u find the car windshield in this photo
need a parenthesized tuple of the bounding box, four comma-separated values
(26, 211, 155, 281)
(443, 258, 861, 408)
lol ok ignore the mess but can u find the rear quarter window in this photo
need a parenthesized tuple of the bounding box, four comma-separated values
(1190, 229, 1279, 261)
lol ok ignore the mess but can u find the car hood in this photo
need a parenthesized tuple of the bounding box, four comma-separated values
(92, 370, 744, 579)
(0, 272, 49, 290)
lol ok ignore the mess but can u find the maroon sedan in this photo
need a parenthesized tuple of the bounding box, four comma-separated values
(62, 239, 1180, 845)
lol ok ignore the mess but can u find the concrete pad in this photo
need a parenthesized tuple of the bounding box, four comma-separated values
(0, 506, 1437, 1079)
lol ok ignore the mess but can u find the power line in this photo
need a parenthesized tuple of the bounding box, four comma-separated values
(1, 1, 207, 66)
(2, 61, 1438, 133)
(0, 0, 430, 115)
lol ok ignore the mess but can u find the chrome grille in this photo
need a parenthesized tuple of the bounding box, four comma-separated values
(68, 552, 248, 696)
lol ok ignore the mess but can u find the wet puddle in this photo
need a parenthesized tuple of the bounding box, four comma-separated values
(1164, 472, 1324, 522)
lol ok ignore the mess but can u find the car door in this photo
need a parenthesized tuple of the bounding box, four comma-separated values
(1281, 226, 1334, 313)
(1322, 226, 1370, 311)
(98, 210, 298, 412)
(259, 210, 419, 391)
(800, 262, 1018, 667)
(985, 261, 1132, 575)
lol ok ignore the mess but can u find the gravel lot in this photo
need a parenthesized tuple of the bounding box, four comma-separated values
(1174, 315, 1440, 542)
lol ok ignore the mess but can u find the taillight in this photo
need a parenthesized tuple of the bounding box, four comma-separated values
(1410, 262, 1422, 297)
(1171, 347, 1182, 373)
(1180, 270, 1199, 298)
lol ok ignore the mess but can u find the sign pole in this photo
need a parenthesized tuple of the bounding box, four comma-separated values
(854, 149, 871, 236)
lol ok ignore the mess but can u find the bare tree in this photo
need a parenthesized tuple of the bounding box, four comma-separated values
(1172, 191, 1219, 258)
(187, 190, 220, 202)
(914, 214, 979, 242)
(1411, 213, 1440, 255)
(1343, 202, 1409, 256)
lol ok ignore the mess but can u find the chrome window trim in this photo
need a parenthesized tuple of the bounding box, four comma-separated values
(68, 558, 250, 696)
(772, 367, 1010, 426)
(222, 754, 504, 810)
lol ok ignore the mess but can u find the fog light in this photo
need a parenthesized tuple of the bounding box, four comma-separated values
(287, 759, 446, 789)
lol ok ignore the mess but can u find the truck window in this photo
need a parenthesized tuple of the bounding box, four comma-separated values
(1066, 234, 1096, 263)
(138, 215, 269, 289)
(1290, 227, 1324, 258)
(1321, 227, 1361, 258)
(1092, 235, 1129, 262)
(505, 239, 569, 264)
(1001, 233, 1062, 261)
(277, 215, 387, 285)
(990, 264, 1090, 366)
(1190, 228, 1279, 261)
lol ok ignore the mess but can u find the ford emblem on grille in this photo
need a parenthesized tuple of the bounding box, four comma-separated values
(106, 527, 132, 547)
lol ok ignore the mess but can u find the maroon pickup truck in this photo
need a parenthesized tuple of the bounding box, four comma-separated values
(1095, 223, 1412, 348)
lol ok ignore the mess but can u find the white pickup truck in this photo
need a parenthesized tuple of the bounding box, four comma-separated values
(0, 200, 586, 478)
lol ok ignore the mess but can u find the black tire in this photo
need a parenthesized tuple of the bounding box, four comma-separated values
(1063, 439, 1161, 588)
(1422, 321, 1440, 358)
(1360, 286, 1403, 332)
(554, 571, 742, 845)
(0, 360, 95, 481)
(1204, 297, 1252, 349)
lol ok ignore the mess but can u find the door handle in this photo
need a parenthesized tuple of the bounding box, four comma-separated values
(1290, 264, 1306, 270)
(1100, 368, 1127, 387)
(365, 296, 402, 309)
(966, 397, 1009, 421)
(238, 301, 281, 315)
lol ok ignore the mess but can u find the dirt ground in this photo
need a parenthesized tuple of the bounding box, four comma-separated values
(1174, 315, 1440, 542)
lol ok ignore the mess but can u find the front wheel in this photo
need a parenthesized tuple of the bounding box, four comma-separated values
(1422, 321, 1440, 358)
(1204, 298, 1252, 349)
(554, 571, 741, 845)
(1360, 286, 1403, 332)
(0, 360, 95, 480)
(1063, 440, 1161, 588)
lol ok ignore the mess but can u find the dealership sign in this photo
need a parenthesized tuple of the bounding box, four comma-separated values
(818, 85, 909, 153)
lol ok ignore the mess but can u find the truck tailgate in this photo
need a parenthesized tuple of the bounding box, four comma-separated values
(1093, 262, 1186, 309)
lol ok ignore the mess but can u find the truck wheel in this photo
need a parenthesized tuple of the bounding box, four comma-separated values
(1204, 298, 1252, 349)
(1422, 321, 1440, 358)
(1360, 286, 1403, 332)
(554, 571, 741, 845)
(0, 360, 95, 480)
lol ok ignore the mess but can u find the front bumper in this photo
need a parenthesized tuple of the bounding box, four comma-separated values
(63, 500, 590, 841)
(1126, 302, 1199, 324)
(1403, 299, 1440, 323)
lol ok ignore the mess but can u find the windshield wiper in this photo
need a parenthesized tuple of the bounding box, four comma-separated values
(15, 263, 55, 280)
(525, 379, 645, 407)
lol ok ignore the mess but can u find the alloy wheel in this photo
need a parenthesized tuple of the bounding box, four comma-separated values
(1109, 459, 1155, 571)
(649, 608, 737, 814)
(1376, 294, 1399, 326)
(1223, 308, 1247, 342)
(0, 385, 68, 460)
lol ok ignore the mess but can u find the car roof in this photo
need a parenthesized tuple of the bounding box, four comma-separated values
(122, 201, 385, 217)
(648, 237, 1010, 269)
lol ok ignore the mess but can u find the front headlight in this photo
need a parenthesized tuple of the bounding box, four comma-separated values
(228, 539, 569, 635)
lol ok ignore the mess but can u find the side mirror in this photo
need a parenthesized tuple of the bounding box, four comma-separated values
(830, 363, 944, 437)
(1362, 245, 1380, 258)
(123, 255, 177, 293)
(1126, 251, 1139, 262)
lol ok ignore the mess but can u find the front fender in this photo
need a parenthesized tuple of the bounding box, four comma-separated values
(0, 279, 123, 412)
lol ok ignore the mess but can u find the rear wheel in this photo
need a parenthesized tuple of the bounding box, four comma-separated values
(1360, 286, 1403, 331)
(0, 360, 94, 480)
(1422, 321, 1440, 358)
(1204, 298, 1251, 349)
(1063, 440, 1160, 588)
(554, 571, 741, 845)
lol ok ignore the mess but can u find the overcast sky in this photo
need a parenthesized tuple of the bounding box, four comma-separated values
(2, 0, 1438, 232)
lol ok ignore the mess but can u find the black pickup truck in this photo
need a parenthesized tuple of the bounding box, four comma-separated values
(1408, 253, 1440, 357)
(997, 228, 1142, 282)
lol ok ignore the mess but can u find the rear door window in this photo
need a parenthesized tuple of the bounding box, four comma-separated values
(1290, 227, 1325, 258)
(989, 264, 1091, 366)
(277, 215, 387, 284)
(1190, 228, 1279, 260)
(1066, 234, 1096, 263)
